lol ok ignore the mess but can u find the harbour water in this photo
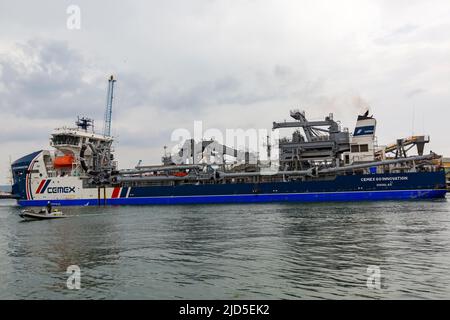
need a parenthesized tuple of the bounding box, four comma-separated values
(1, 197, 449, 299)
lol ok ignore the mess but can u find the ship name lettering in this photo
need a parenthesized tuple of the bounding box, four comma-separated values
(361, 176, 408, 182)
(47, 186, 76, 194)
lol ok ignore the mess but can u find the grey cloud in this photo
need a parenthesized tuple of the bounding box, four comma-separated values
(406, 88, 426, 98)
(0, 39, 105, 119)
(128, 68, 314, 112)
(373, 24, 420, 46)
(115, 128, 173, 149)
(0, 39, 317, 123)
(0, 125, 49, 143)
(391, 24, 420, 36)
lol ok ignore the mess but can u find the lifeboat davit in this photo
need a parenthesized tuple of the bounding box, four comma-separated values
(53, 155, 74, 168)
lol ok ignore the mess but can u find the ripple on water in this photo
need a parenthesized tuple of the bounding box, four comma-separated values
(0, 199, 449, 299)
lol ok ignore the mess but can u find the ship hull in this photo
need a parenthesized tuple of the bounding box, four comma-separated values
(15, 170, 447, 207)
(17, 189, 447, 206)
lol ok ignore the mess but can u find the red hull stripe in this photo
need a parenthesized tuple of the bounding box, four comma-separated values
(111, 187, 121, 199)
(36, 180, 46, 194)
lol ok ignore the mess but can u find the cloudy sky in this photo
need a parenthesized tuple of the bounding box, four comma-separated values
(1, 0, 449, 184)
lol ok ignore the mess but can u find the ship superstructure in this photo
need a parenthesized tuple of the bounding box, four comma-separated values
(11, 77, 447, 206)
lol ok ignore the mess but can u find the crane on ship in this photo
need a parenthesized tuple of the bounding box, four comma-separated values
(103, 75, 116, 137)
(76, 75, 118, 186)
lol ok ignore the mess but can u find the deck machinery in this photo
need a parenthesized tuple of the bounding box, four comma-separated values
(114, 109, 440, 186)
(273, 110, 350, 171)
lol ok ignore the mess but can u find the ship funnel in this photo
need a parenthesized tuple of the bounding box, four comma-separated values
(353, 112, 376, 137)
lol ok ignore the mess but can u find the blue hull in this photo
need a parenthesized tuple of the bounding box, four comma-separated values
(14, 166, 448, 207)
(18, 189, 447, 207)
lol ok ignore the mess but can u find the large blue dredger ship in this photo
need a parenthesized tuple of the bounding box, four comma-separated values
(11, 77, 447, 206)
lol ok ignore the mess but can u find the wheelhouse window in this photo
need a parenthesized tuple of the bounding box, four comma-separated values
(52, 135, 80, 146)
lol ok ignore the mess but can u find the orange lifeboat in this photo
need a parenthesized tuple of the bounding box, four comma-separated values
(173, 171, 188, 177)
(53, 155, 74, 168)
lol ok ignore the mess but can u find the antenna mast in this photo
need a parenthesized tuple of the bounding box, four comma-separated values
(103, 75, 116, 137)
